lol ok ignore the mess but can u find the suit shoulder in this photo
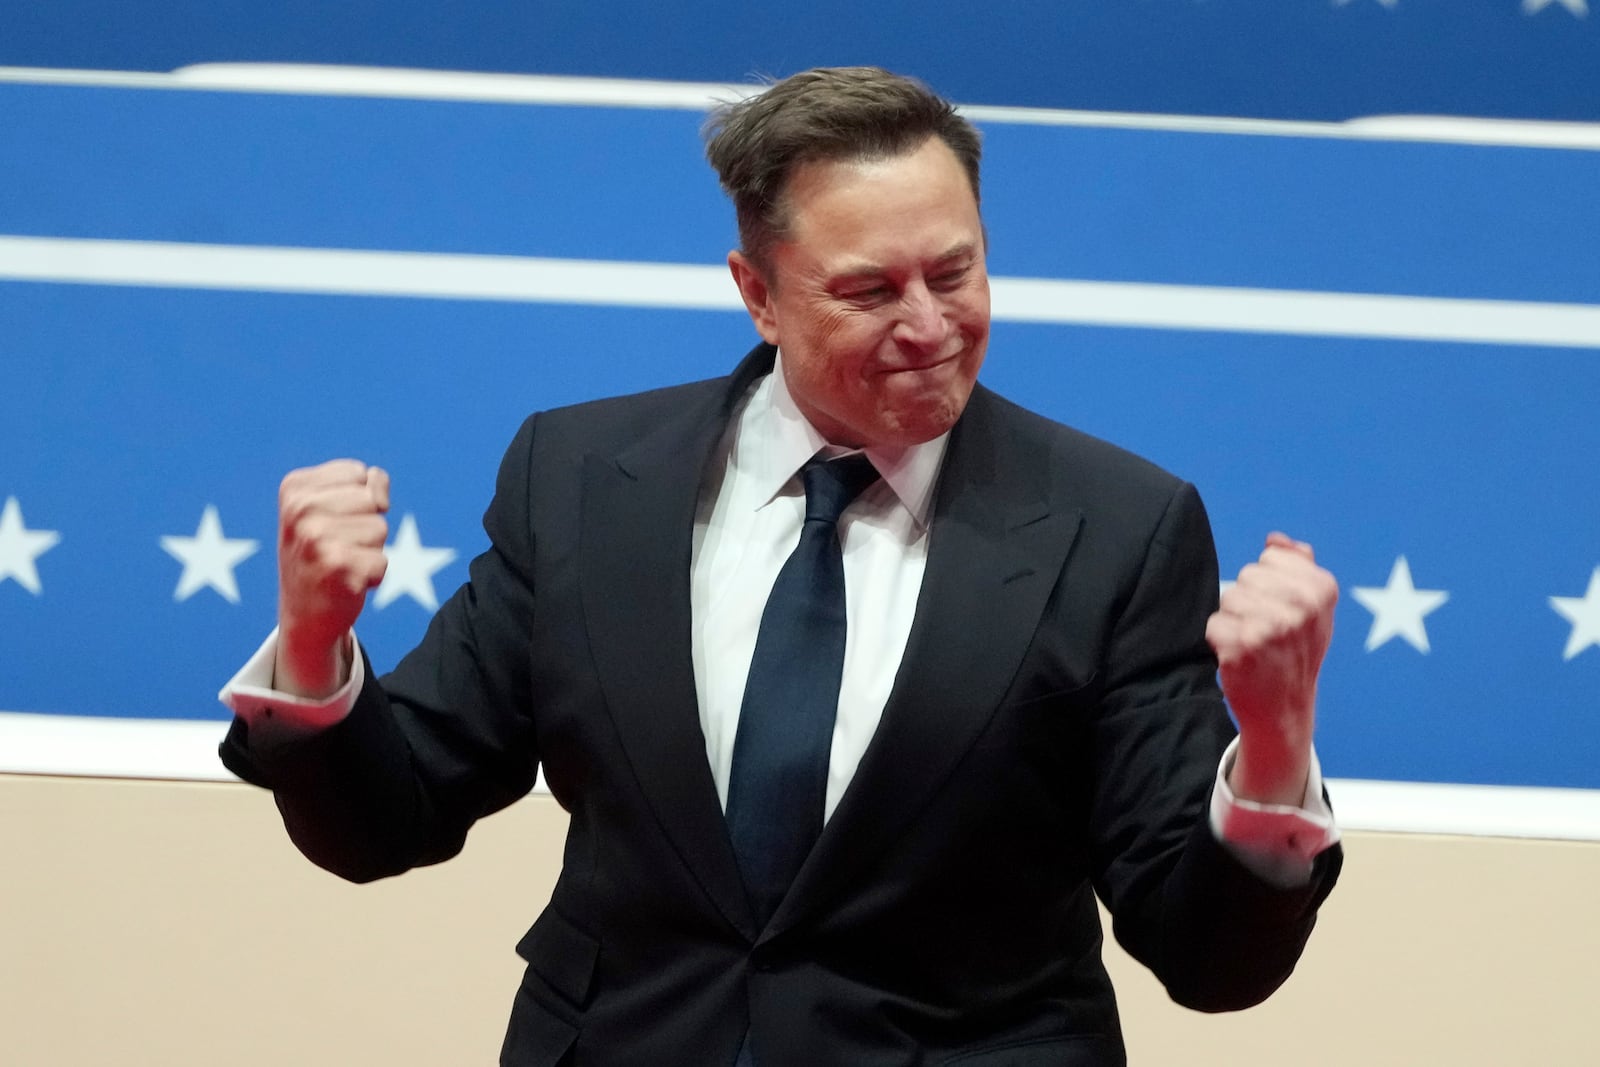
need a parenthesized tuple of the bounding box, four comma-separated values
(507, 374, 730, 456)
(965, 386, 1218, 582)
(547, 375, 727, 430)
(973, 385, 1190, 500)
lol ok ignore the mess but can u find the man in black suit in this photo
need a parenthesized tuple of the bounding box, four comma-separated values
(221, 67, 1341, 1066)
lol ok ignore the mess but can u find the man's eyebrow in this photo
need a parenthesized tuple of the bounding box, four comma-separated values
(830, 243, 980, 282)
(831, 263, 887, 282)
(933, 242, 980, 265)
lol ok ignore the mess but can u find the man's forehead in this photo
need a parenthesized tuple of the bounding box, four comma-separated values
(787, 149, 976, 219)
(783, 137, 959, 190)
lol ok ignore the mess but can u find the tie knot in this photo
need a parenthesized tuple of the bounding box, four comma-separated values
(800, 454, 880, 526)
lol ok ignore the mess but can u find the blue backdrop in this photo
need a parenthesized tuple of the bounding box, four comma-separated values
(4, 1, 1600, 121)
(1, 77, 1596, 793)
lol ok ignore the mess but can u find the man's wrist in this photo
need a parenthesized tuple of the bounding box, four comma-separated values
(220, 627, 363, 738)
(1228, 728, 1313, 808)
(1210, 738, 1339, 887)
(274, 626, 352, 700)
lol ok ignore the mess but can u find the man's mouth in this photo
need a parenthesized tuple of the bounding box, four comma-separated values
(884, 349, 962, 375)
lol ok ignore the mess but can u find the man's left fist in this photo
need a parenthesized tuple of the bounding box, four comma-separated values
(1206, 532, 1338, 804)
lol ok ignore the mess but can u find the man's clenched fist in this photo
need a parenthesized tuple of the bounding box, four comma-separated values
(1206, 532, 1339, 807)
(274, 460, 391, 698)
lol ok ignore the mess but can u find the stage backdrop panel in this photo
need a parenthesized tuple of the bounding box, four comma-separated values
(4, 1, 1600, 122)
(1, 71, 1596, 820)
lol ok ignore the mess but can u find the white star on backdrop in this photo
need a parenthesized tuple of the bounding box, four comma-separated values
(0, 496, 61, 595)
(1351, 556, 1449, 654)
(1550, 568, 1600, 661)
(160, 505, 260, 603)
(374, 513, 457, 610)
(1523, 0, 1587, 16)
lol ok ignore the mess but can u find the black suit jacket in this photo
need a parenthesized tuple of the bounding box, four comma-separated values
(222, 343, 1340, 1067)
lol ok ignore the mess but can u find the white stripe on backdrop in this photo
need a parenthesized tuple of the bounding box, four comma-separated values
(4, 709, 1600, 841)
(4, 235, 1600, 349)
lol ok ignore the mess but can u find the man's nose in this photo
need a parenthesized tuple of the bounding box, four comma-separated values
(892, 281, 950, 353)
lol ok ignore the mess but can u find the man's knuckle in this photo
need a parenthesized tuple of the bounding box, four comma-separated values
(302, 513, 335, 545)
(313, 537, 351, 571)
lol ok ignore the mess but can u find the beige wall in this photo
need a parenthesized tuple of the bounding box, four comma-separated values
(2, 773, 1596, 1066)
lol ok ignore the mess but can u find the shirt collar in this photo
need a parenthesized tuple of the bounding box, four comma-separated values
(733, 349, 951, 531)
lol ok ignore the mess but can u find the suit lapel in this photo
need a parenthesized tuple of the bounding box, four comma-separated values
(764, 387, 1083, 940)
(579, 346, 777, 942)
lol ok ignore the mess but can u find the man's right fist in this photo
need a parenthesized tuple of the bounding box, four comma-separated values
(274, 460, 391, 698)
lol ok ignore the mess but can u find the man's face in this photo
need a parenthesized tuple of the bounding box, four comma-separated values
(729, 136, 991, 449)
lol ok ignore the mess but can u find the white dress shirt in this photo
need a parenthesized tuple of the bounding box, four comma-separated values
(689, 354, 944, 822)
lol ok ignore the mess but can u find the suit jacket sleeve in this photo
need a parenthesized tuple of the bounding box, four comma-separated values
(218, 414, 546, 883)
(1085, 478, 1341, 1011)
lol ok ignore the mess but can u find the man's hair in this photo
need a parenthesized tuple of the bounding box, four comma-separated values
(704, 67, 982, 271)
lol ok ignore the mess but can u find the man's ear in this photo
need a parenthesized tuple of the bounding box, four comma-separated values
(728, 251, 780, 345)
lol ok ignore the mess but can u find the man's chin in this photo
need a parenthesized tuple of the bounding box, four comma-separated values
(873, 394, 970, 448)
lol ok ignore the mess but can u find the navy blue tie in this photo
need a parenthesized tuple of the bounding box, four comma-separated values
(725, 453, 880, 929)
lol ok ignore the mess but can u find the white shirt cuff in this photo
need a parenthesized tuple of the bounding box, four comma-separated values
(217, 627, 362, 743)
(1208, 736, 1340, 889)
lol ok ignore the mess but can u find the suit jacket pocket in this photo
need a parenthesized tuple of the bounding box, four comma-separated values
(515, 907, 600, 1008)
(1003, 671, 1102, 713)
(500, 974, 578, 1067)
(940, 1033, 1124, 1067)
